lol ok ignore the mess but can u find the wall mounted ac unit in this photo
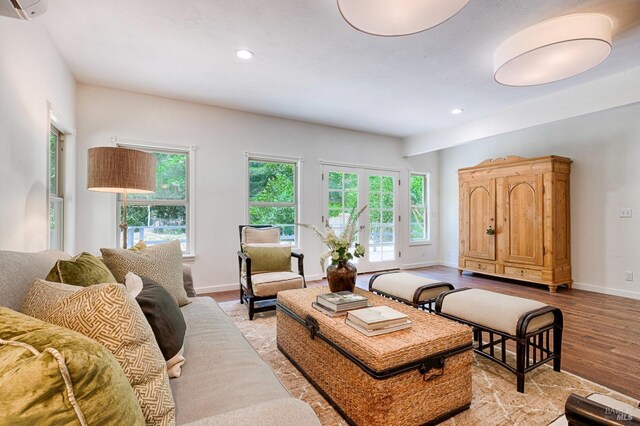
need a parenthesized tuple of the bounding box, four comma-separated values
(0, 0, 47, 20)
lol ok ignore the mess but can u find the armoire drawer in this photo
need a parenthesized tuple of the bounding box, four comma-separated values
(504, 266, 543, 281)
(465, 260, 496, 273)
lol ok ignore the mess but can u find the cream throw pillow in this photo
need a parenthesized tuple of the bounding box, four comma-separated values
(101, 240, 190, 307)
(22, 280, 176, 426)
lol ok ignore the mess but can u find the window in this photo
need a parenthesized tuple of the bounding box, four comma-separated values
(410, 173, 429, 242)
(117, 145, 193, 254)
(247, 158, 298, 244)
(48, 125, 63, 250)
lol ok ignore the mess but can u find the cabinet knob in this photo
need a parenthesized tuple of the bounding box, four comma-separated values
(486, 227, 495, 236)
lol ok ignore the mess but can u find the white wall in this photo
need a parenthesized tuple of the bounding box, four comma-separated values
(0, 18, 76, 253)
(75, 84, 436, 292)
(427, 102, 640, 299)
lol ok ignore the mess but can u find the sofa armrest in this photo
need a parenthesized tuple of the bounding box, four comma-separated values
(180, 398, 320, 426)
(183, 264, 197, 297)
(565, 394, 640, 426)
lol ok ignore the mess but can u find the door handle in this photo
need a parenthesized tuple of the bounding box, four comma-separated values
(486, 227, 495, 236)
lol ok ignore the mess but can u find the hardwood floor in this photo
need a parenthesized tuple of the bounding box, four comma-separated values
(203, 266, 640, 399)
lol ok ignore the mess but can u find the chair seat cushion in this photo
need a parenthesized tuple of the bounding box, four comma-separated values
(371, 272, 451, 303)
(440, 289, 554, 335)
(242, 272, 304, 297)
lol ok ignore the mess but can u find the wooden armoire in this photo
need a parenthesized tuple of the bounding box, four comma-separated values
(458, 156, 572, 292)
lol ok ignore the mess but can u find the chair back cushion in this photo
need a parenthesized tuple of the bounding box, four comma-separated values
(243, 243, 291, 274)
(242, 226, 281, 244)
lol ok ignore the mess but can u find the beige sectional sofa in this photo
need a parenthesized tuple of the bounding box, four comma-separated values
(0, 250, 320, 425)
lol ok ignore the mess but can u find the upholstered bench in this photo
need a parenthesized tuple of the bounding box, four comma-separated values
(368, 271, 454, 312)
(435, 288, 563, 393)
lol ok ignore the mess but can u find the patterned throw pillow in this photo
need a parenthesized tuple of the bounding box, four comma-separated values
(22, 281, 175, 426)
(0, 307, 145, 425)
(101, 240, 190, 307)
(45, 252, 117, 287)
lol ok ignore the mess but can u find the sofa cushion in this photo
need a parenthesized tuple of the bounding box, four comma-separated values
(0, 307, 145, 426)
(180, 398, 320, 426)
(45, 251, 117, 286)
(171, 297, 291, 424)
(22, 281, 175, 425)
(101, 240, 190, 307)
(0, 250, 70, 311)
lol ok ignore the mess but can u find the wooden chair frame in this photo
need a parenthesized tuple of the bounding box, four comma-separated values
(238, 225, 305, 320)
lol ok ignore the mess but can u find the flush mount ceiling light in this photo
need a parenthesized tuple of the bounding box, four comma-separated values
(494, 14, 612, 86)
(451, 108, 464, 114)
(337, 0, 470, 36)
(235, 49, 254, 60)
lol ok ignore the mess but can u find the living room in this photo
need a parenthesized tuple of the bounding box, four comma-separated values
(1, 0, 639, 425)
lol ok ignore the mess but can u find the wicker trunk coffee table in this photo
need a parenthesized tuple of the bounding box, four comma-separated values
(276, 286, 473, 426)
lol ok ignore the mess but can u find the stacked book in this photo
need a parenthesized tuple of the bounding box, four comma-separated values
(346, 306, 412, 336)
(312, 291, 369, 317)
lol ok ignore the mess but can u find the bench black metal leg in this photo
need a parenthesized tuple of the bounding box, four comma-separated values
(553, 325, 562, 372)
(516, 339, 526, 393)
(239, 284, 244, 304)
(249, 299, 255, 320)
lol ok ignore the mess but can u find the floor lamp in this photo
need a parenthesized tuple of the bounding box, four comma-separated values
(87, 147, 156, 249)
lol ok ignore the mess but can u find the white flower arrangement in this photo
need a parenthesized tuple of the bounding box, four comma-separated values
(299, 205, 367, 272)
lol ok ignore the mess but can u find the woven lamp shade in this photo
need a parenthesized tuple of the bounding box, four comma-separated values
(87, 147, 156, 193)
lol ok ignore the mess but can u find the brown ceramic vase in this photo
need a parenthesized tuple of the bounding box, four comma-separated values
(326, 261, 357, 293)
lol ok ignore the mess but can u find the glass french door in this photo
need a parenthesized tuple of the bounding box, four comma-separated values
(322, 165, 400, 273)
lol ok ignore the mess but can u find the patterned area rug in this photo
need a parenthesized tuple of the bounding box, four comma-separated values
(220, 301, 637, 425)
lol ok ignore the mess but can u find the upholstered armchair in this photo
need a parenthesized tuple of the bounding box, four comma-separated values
(238, 225, 305, 320)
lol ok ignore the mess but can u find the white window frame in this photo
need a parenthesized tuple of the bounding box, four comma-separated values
(245, 152, 302, 247)
(47, 123, 64, 250)
(409, 172, 431, 245)
(114, 138, 197, 257)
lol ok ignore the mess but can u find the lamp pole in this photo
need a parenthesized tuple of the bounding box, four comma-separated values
(120, 190, 128, 249)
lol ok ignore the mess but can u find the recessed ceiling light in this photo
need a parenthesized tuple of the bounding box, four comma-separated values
(451, 108, 464, 115)
(494, 14, 612, 86)
(235, 49, 254, 60)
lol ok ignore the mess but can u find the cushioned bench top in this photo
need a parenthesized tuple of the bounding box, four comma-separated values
(370, 272, 452, 303)
(439, 289, 555, 335)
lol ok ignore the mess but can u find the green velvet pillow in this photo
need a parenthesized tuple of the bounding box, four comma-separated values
(46, 252, 117, 287)
(243, 243, 292, 274)
(0, 307, 145, 426)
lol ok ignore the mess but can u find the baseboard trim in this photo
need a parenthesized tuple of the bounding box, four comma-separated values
(571, 281, 640, 300)
(195, 274, 325, 294)
(438, 261, 458, 268)
(305, 274, 323, 282)
(401, 261, 440, 269)
(196, 283, 238, 294)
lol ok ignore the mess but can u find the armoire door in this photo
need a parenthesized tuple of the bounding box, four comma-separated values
(460, 180, 496, 260)
(499, 174, 544, 266)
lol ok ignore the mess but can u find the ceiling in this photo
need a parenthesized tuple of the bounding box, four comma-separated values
(42, 0, 640, 138)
